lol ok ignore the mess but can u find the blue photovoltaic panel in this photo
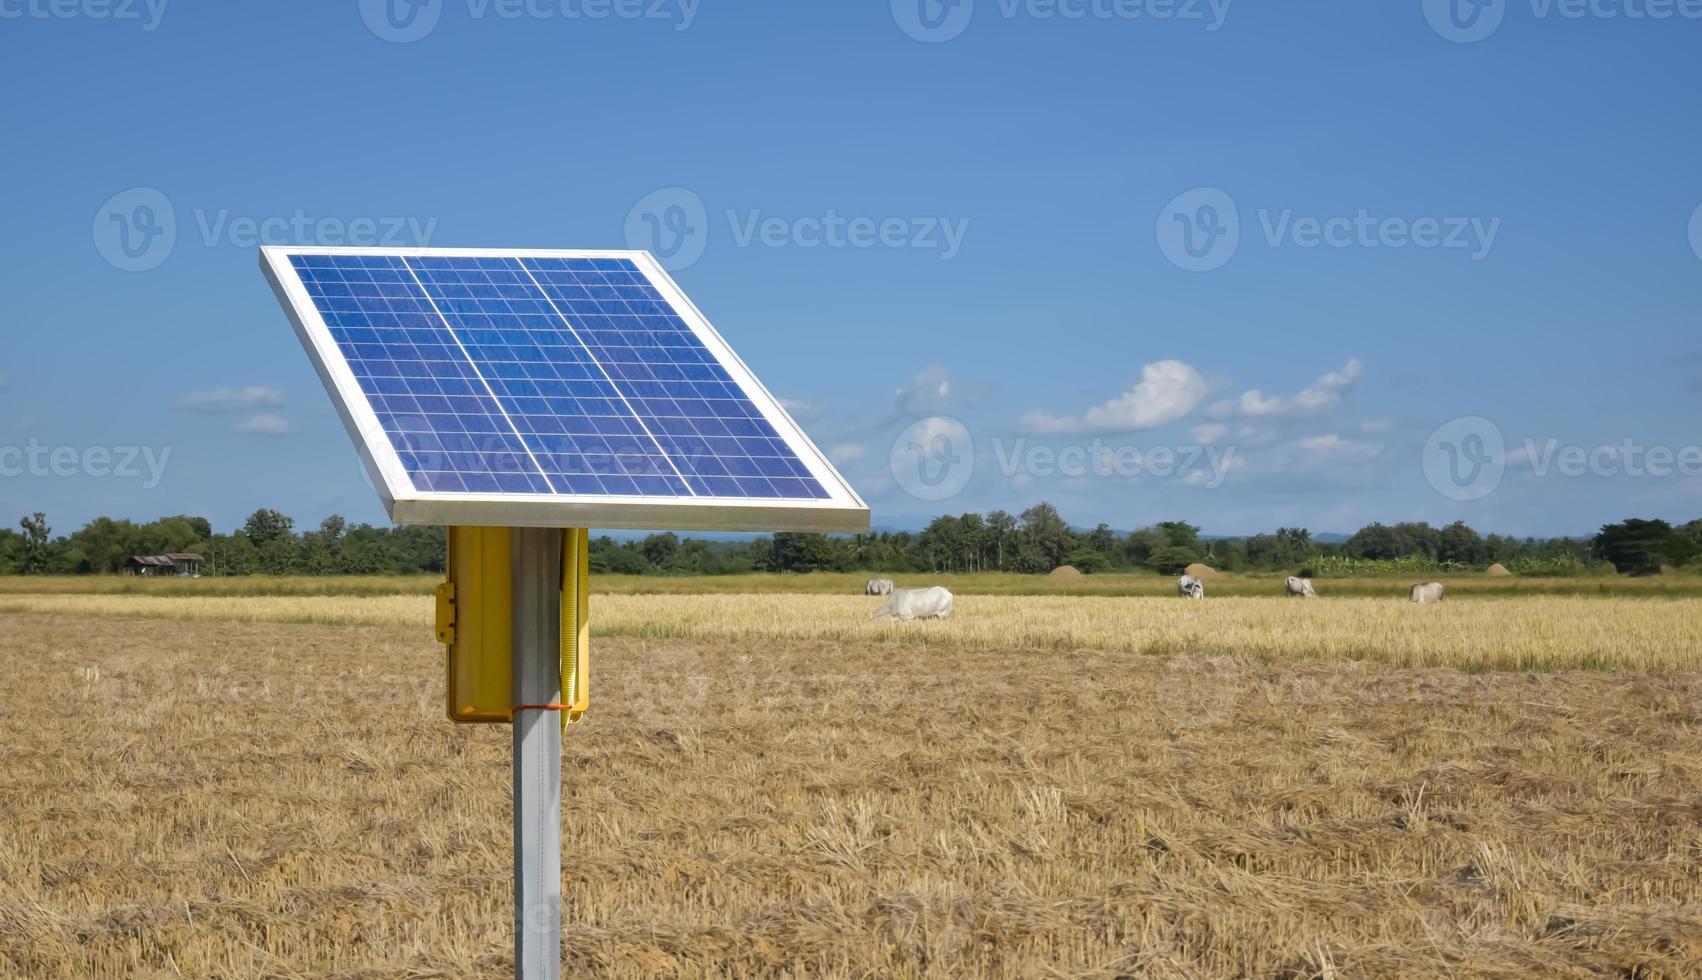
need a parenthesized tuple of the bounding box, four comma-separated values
(288, 252, 829, 501)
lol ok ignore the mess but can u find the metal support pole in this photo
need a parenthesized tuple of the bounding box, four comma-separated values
(512, 527, 562, 980)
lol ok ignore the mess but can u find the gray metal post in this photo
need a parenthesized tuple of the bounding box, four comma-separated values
(512, 528, 562, 980)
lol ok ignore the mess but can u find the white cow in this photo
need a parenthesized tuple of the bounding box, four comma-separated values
(1410, 582, 1446, 604)
(871, 587, 954, 621)
(1285, 576, 1319, 598)
(1177, 575, 1206, 599)
(864, 578, 895, 596)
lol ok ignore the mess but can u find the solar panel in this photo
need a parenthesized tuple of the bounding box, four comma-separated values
(262, 247, 867, 532)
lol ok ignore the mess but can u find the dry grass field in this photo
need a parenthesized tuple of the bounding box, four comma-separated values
(4, 570, 1700, 599)
(3, 590, 1701, 977)
(2, 592, 1699, 672)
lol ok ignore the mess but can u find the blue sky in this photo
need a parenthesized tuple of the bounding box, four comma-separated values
(1, 0, 1698, 537)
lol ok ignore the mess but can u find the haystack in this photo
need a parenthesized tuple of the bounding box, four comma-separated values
(1183, 563, 1219, 581)
(1485, 563, 1511, 577)
(1047, 565, 1084, 581)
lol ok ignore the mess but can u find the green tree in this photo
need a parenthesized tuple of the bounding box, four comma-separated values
(258, 536, 297, 575)
(1123, 527, 1165, 568)
(0, 529, 21, 574)
(19, 513, 51, 575)
(596, 538, 650, 575)
(1437, 520, 1485, 565)
(1246, 527, 1314, 570)
(297, 532, 340, 575)
(1595, 519, 1692, 576)
(338, 525, 400, 575)
(391, 525, 446, 573)
(1347, 522, 1439, 561)
(138, 516, 208, 556)
(1146, 545, 1199, 576)
(207, 534, 259, 576)
(1156, 521, 1202, 550)
(641, 532, 680, 570)
(1019, 503, 1074, 570)
(770, 532, 834, 573)
(1086, 523, 1117, 558)
(1680, 520, 1702, 560)
(243, 509, 295, 549)
(1065, 548, 1112, 574)
(986, 510, 1017, 570)
(66, 517, 139, 573)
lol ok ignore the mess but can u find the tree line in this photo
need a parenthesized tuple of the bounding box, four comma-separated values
(2, 505, 1698, 578)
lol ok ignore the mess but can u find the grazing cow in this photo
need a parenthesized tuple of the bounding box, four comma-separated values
(1177, 575, 1206, 599)
(1285, 576, 1319, 598)
(1410, 582, 1446, 604)
(864, 578, 895, 596)
(871, 586, 954, 621)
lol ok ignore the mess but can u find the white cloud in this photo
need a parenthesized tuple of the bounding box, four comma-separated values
(1191, 423, 1229, 445)
(1294, 433, 1382, 461)
(778, 398, 820, 420)
(1210, 358, 1363, 419)
(236, 413, 290, 436)
(828, 442, 865, 463)
(1183, 455, 1246, 485)
(1360, 419, 1393, 433)
(895, 366, 952, 416)
(1022, 360, 1206, 434)
(179, 385, 285, 414)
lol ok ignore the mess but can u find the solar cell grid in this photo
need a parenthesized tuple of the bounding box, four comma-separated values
(284, 252, 830, 501)
(293, 253, 553, 495)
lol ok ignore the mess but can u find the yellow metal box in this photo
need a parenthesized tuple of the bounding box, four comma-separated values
(439, 526, 589, 727)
